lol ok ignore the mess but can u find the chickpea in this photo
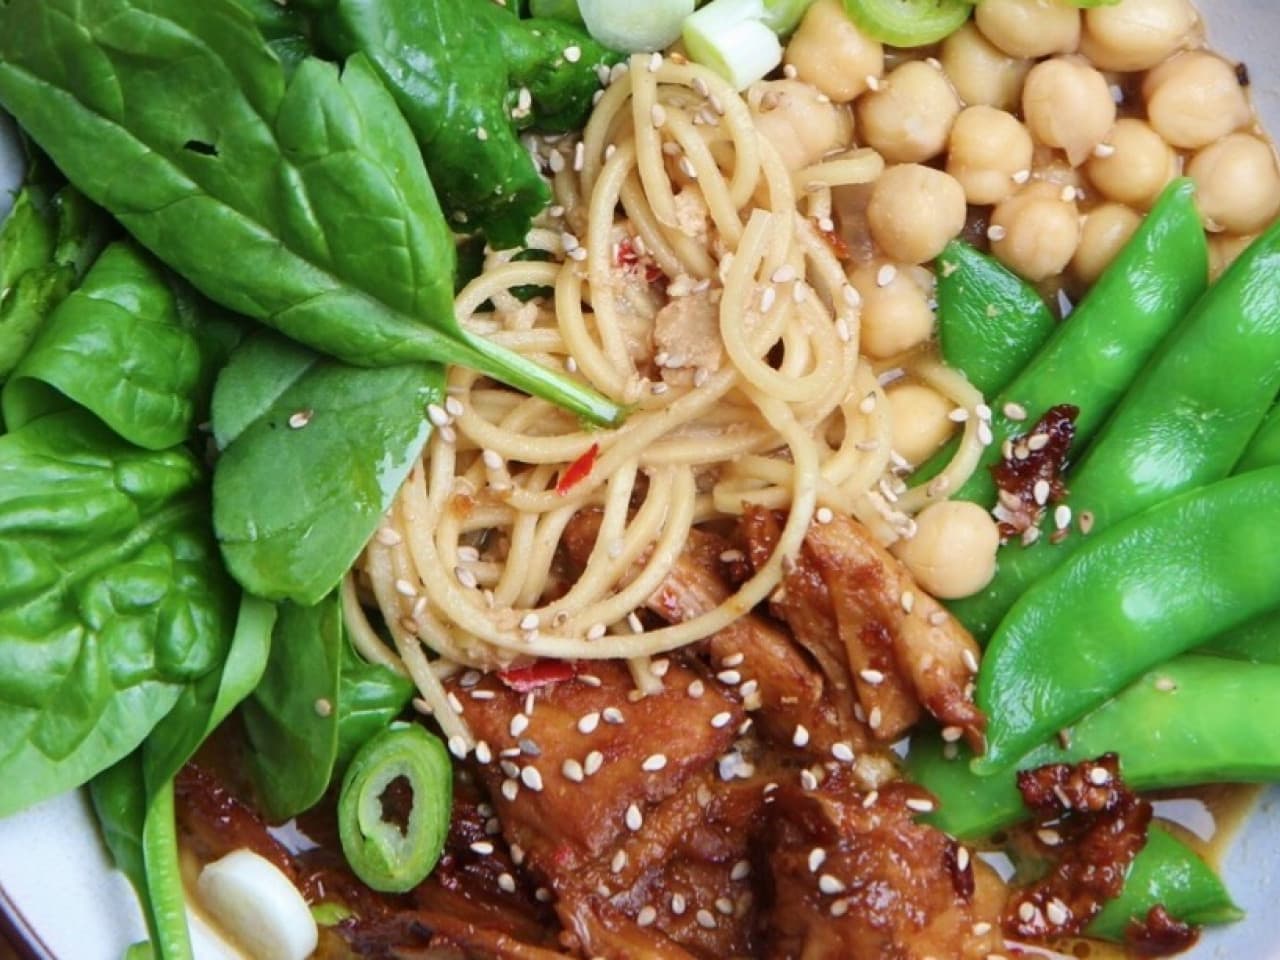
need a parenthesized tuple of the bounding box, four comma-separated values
(866, 164, 968, 265)
(1143, 51, 1252, 151)
(785, 0, 883, 104)
(947, 106, 1035, 205)
(1209, 233, 1258, 281)
(748, 80, 854, 173)
(1187, 133, 1280, 235)
(848, 260, 936, 359)
(990, 182, 1082, 282)
(1081, 0, 1198, 72)
(886, 382, 955, 465)
(940, 23, 1031, 111)
(1073, 203, 1142, 285)
(856, 61, 960, 164)
(975, 0, 1080, 60)
(1086, 119, 1178, 208)
(1022, 57, 1116, 166)
(893, 501, 1000, 599)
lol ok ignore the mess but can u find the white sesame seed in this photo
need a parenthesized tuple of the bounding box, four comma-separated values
(519, 612, 540, 632)
(800, 769, 819, 790)
(427, 403, 449, 427)
(1089, 766, 1112, 785)
(866, 74, 881, 91)
(868, 706, 882, 729)
(900, 591, 915, 613)
(859, 393, 877, 415)
(1094, 142, 1117, 159)
(470, 840, 494, 855)
(836, 316, 853, 342)
(501, 779, 519, 801)
(978, 421, 995, 446)
(648, 51, 663, 72)
(475, 740, 493, 764)
(905, 797, 935, 814)
(957, 846, 970, 872)
(447, 735, 469, 758)
(808, 848, 827, 872)
(1055, 505, 1072, 530)
(831, 742, 855, 762)
(792, 724, 810, 748)
(603, 707, 624, 725)
(972, 921, 992, 935)
(1018, 901, 1038, 923)
(876, 264, 897, 287)
(636, 905, 657, 927)
(722, 652, 745, 668)
(859, 669, 885, 685)
(1033, 479, 1051, 506)
(577, 712, 600, 735)
(941, 726, 964, 743)
(564, 44, 582, 63)
(1012, 168, 1031, 184)
(687, 679, 705, 698)
(520, 766, 544, 792)
(586, 623, 608, 641)
(650, 104, 666, 128)
(816, 507, 834, 524)
(1037, 828, 1062, 846)
(287, 409, 313, 430)
(830, 899, 850, 917)
(731, 860, 751, 881)
(818, 874, 846, 895)
(584, 750, 604, 776)
(642, 754, 668, 772)
(711, 711, 732, 729)
(1004, 402, 1028, 421)
(963, 649, 980, 673)
(696, 909, 716, 929)
(716, 897, 734, 916)
(498, 872, 516, 894)
(717, 669, 742, 685)
(611, 849, 628, 873)
(771, 264, 797, 285)
(625, 803, 644, 831)
(562, 758, 584, 782)
(987, 225, 1008, 242)
(842, 284, 862, 308)
(671, 892, 687, 914)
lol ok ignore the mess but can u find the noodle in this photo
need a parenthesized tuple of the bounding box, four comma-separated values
(356, 53, 990, 729)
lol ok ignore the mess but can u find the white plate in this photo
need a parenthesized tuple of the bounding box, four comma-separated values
(1, 5, 1279, 958)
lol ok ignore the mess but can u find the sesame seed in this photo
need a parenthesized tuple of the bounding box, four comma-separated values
(627, 611, 644, 634)
(611, 849, 628, 873)
(831, 742, 855, 762)
(941, 726, 964, 743)
(625, 803, 644, 831)
(792, 724, 810, 747)
(711, 711, 732, 729)
(475, 740, 493, 764)
(771, 264, 797, 284)
(1047, 898, 1070, 925)
(444, 396, 465, 418)
(578, 714, 601, 739)
(930, 611, 949, 627)
(584, 750, 604, 776)
(906, 797, 935, 813)
(521, 766, 544, 792)
(1061, 184, 1078, 203)
(650, 104, 666, 128)
(987, 225, 1008, 242)
(482, 449, 504, 470)
(818, 874, 846, 895)
(808, 848, 827, 872)
(1033, 479, 1051, 505)
(900, 591, 915, 613)
(972, 922, 993, 935)
(636, 905, 657, 927)
(1037, 828, 1062, 846)
(642, 754, 668, 772)
(455, 566, 478, 590)
(470, 840, 494, 855)
(1154, 675, 1178, 692)
(816, 507, 834, 524)
(603, 707, 624, 725)
(800, 769, 819, 790)
(868, 706, 882, 729)
(375, 527, 402, 546)
(671, 892, 687, 914)
(1088, 766, 1111, 785)
(648, 51, 663, 72)
(509, 714, 529, 737)
(287, 409, 313, 429)
(687, 679, 705, 698)
(859, 393, 878, 415)
(498, 872, 516, 894)
(957, 847, 970, 872)
(519, 612, 540, 632)
(717, 669, 742, 685)
(1094, 141, 1117, 159)
(564, 44, 582, 63)
(447, 735, 468, 758)
(962, 648, 980, 672)
(696, 909, 716, 929)
(501, 779, 519, 801)
(722, 652, 745, 668)
(587, 623, 608, 641)
(1012, 168, 1031, 184)
(1018, 901, 1038, 923)
(842, 284, 862, 307)
(1055, 505, 1072, 530)
(716, 897, 734, 915)
(783, 63, 798, 78)
(876, 264, 897, 287)
(427, 403, 449, 427)
(731, 860, 751, 881)
(859, 668, 885, 685)
(1004, 402, 1028, 421)
(836, 317, 853, 342)
(830, 899, 850, 917)
(866, 74, 881, 91)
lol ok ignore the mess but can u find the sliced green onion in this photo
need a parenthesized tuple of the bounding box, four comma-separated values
(842, 0, 972, 47)
(338, 723, 452, 894)
(683, 0, 784, 90)
(578, 0, 696, 52)
(762, 0, 818, 34)
(529, 0, 585, 24)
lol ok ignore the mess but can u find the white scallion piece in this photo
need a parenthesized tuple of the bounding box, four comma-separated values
(578, 0, 696, 53)
(197, 849, 318, 960)
(683, 0, 785, 90)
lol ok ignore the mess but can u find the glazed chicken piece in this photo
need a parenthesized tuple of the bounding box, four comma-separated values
(449, 660, 763, 959)
(743, 507, 986, 750)
(761, 772, 1007, 960)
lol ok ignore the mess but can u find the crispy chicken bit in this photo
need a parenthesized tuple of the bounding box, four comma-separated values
(743, 507, 987, 749)
(1126, 906, 1200, 957)
(761, 773, 1006, 960)
(1007, 754, 1153, 942)
(448, 661, 761, 959)
(654, 288, 723, 383)
(991, 403, 1079, 544)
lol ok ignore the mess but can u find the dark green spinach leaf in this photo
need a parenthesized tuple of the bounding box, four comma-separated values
(211, 333, 444, 603)
(0, 0, 620, 425)
(334, 629, 413, 773)
(4, 242, 243, 450)
(0, 409, 239, 817)
(305, 0, 617, 246)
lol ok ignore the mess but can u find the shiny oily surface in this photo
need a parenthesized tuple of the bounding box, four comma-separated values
(1, 4, 1280, 960)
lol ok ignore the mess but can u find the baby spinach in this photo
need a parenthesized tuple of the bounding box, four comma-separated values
(0, 0, 621, 425)
(211, 333, 444, 604)
(335, 628, 414, 772)
(4, 242, 243, 450)
(305, 0, 617, 246)
(0, 409, 240, 817)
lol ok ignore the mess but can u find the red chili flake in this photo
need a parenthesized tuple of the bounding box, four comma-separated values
(556, 443, 599, 495)
(1125, 905, 1200, 957)
(1003, 754, 1153, 942)
(615, 237, 664, 285)
(498, 659, 579, 692)
(990, 404, 1079, 543)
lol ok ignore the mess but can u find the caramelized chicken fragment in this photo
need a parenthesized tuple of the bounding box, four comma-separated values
(761, 771, 1006, 959)
(743, 507, 986, 749)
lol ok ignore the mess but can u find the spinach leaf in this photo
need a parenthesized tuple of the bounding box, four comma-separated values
(335, 628, 413, 773)
(305, 0, 617, 246)
(229, 0, 315, 73)
(241, 594, 343, 822)
(0, 408, 239, 817)
(0, 154, 110, 380)
(0, 0, 620, 425)
(3, 242, 243, 450)
(211, 333, 444, 603)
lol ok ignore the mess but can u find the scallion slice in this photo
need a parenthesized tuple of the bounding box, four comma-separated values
(578, 0, 696, 52)
(842, 0, 973, 47)
(683, 0, 784, 90)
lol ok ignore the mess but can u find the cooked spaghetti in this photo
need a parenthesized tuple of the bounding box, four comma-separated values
(350, 53, 988, 744)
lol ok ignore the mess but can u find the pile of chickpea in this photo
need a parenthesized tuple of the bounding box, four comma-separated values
(743, 0, 1280, 597)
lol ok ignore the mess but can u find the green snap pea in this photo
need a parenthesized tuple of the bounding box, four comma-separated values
(916, 180, 1207, 505)
(976, 467, 1280, 771)
(949, 214, 1280, 640)
(338, 722, 452, 893)
(1237, 404, 1280, 474)
(936, 241, 1057, 398)
(1089, 825, 1243, 942)
(1201, 610, 1280, 666)
(912, 656, 1280, 837)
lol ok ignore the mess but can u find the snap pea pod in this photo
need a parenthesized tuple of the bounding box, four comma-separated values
(949, 215, 1280, 640)
(338, 723, 451, 893)
(1089, 825, 1243, 942)
(912, 656, 1280, 837)
(977, 467, 1280, 771)
(1236, 404, 1280, 474)
(936, 240, 1057, 397)
(917, 180, 1207, 505)
(1201, 610, 1280, 666)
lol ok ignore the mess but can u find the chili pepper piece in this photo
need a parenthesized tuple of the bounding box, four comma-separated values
(977, 467, 1280, 771)
(556, 442, 600, 495)
(498, 659, 579, 692)
(936, 240, 1057, 397)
